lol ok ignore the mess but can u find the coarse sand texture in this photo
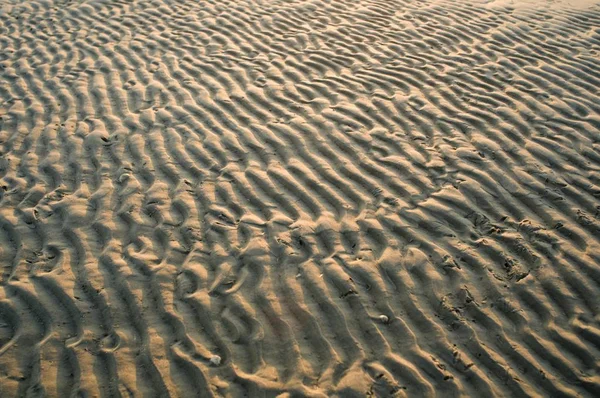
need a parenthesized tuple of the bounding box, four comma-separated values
(1, 0, 600, 396)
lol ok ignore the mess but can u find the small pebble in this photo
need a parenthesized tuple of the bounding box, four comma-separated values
(209, 355, 221, 366)
(379, 315, 389, 324)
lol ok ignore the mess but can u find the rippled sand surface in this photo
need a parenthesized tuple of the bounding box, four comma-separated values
(1, 0, 600, 396)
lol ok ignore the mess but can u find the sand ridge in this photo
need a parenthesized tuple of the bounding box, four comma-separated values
(0, 0, 600, 396)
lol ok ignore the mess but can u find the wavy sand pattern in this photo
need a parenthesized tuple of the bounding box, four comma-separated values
(1, 0, 600, 396)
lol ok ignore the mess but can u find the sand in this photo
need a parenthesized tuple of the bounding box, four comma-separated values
(0, 0, 599, 396)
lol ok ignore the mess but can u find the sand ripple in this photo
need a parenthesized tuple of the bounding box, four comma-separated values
(1, 0, 600, 396)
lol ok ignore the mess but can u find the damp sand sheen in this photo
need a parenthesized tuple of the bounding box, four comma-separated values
(0, 0, 600, 396)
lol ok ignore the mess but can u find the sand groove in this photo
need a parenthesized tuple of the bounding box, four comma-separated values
(1, 0, 600, 396)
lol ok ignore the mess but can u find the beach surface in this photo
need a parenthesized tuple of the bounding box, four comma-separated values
(1, 0, 600, 396)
